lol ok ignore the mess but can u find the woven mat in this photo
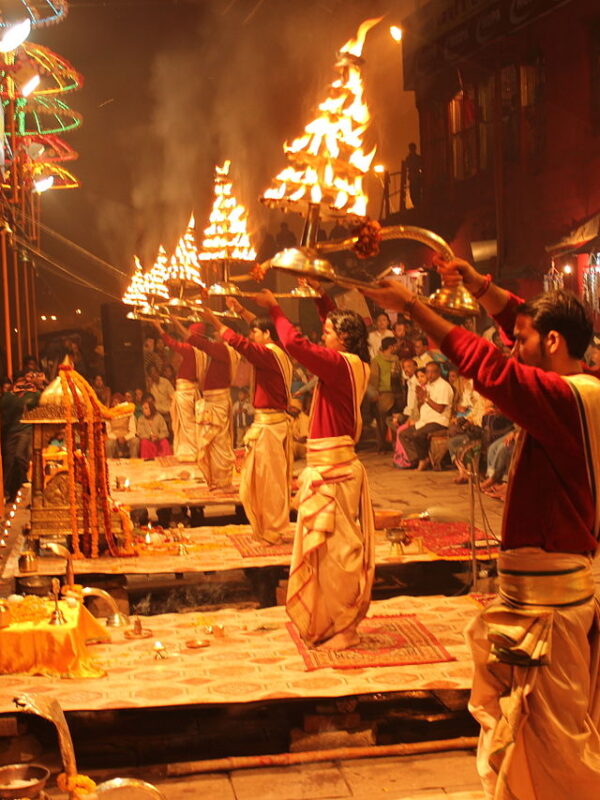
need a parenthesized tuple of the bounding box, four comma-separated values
(403, 520, 499, 560)
(287, 614, 456, 671)
(228, 532, 294, 557)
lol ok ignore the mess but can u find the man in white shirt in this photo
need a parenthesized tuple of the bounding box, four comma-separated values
(368, 312, 395, 360)
(397, 361, 454, 470)
(147, 364, 175, 432)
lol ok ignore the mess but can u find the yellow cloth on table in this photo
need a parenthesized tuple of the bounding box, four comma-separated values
(0, 602, 109, 679)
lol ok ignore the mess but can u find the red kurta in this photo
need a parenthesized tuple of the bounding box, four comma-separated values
(187, 334, 232, 390)
(271, 303, 359, 439)
(221, 329, 287, 410)
(161, 333, 196, 381)
(441, 318, 599, 554)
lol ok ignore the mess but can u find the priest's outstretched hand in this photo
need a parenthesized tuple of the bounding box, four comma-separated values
(254, 289, 278, 309)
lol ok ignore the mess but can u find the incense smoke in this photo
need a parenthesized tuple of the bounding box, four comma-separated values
(130, 0, 418, 266)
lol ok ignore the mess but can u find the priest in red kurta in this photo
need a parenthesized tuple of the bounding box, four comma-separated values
(199, 306, 293, 544)
(363, 261, 600, 800)
(164, 318, 240, 489)
(153, 321, 203, 462)
(255, 288, 374, 651)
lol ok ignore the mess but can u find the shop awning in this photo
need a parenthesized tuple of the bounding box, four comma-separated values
(546, 211, 600, 254)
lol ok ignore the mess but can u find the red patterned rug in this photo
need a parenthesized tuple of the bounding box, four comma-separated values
(228, 533, 294, 558)
(470, 592, 497, 609)
(401, 520, 499, 560)
(287, 614, 456, 671)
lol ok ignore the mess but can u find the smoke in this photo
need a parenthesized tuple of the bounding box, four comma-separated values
(127, 0, 418, 266)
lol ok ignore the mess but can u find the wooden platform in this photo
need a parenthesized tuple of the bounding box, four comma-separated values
(0, 594, 484, 714)
(4, 523, 497, 580)
(108, 457, 242, 510)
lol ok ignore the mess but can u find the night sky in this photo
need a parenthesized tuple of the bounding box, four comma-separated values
(31, 0, 418, 328)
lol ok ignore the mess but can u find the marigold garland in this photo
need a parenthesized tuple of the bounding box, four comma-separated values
(57, 365, 135, 559)
(352, 217, 382, 259)
(57, 771, 97, 799)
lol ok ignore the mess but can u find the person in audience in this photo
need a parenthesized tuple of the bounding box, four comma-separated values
(132, 388, 145, 418)
(105, 393, 140, 459)
(162, 363, 176, 387)
(480, 426, 518, 497)
(369, 336, 401, 452)
(92, 374, 111, 407)
(447, 391, 492, 483)
(396, 361, 453, 470)
(137, 399, 172, 459)
(368, 312, 394, 359)
(232, 387, 254, 447)
(147, 364, 175, 436)
(393, 367, 428, 468)
(392, 318, 415, 359)
(143, 335, 162, 374)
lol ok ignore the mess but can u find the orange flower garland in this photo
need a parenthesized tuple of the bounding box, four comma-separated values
(57, 772, 97, 799)
(58, 364, 135, 558)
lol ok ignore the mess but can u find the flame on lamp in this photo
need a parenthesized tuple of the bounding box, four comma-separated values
(261, 17, 382, 220)
(199, 161, 256, 263)
(122, 256, 148, 306)
(143, 246, 170, 301)
(166, 214, 205, 286)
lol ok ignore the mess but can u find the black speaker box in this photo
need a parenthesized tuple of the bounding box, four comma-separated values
(100, 303, 146, 394)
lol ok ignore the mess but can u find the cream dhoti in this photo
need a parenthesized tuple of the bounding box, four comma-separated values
(239, 409, 292, 544)
(171, 378, 199, 462)
(195, 388, 235, 489)
(286, 435, 375, 646)
(466, 547, 600, 800)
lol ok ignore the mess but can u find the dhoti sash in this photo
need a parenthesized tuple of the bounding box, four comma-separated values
(467, 547, 600, 799)
(239, 408, 293, 544)
(195, 388, 235, 488)
(286, 435, 375, 646)
(171, 378, 199, 462)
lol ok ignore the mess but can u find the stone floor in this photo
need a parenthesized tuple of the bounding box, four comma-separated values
(356, 450, 503, 541)
(46, 750, 483, 799)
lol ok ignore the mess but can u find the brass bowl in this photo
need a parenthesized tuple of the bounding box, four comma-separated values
(0, 763, 50, 799)
(95, 777, 167, 799)
(427, 283, 480, 318)
(208, 281, 243, 297)
(270, 248, 337, 282)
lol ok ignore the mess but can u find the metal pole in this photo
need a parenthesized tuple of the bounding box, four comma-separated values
(301, 203, 321, 248)
(1, 230, 12, 378)
(469, 465, 478, 592)
(12, 245, 22, 369)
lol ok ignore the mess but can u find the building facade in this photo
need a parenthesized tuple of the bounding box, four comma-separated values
(401, 0, 600, 295)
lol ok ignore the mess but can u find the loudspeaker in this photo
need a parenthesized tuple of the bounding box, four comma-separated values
(101, 303, 146, 394)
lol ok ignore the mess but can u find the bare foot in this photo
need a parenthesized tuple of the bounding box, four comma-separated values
(317, 630, 360, 651)
(479, 477, 494, 491)
(417, 458, 430, 471)
(453, 474, 468, 484)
